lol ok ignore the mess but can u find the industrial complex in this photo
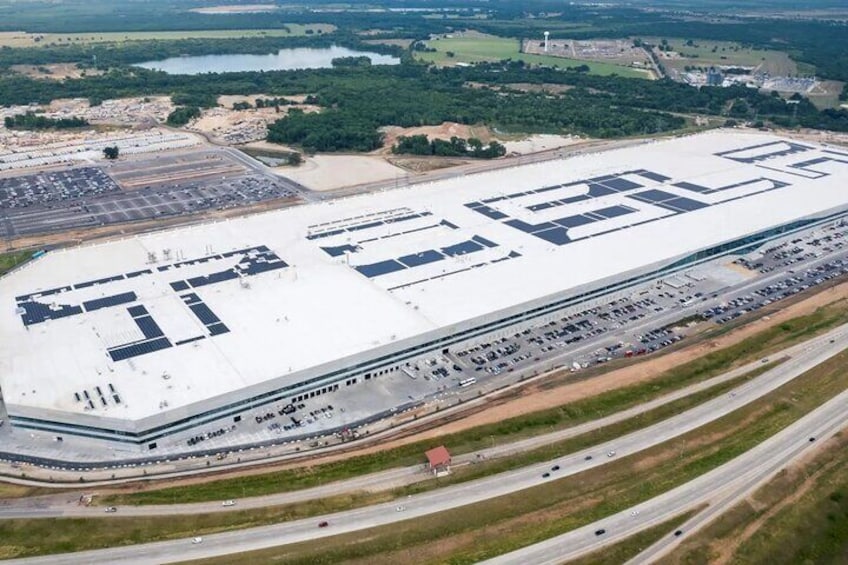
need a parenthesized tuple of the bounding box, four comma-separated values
(1, 131, 847, 461)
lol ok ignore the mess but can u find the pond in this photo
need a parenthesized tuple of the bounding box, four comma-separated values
(136, 45, 399, 75)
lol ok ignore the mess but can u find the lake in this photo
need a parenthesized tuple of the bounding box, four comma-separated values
(136, 46, 399, 75)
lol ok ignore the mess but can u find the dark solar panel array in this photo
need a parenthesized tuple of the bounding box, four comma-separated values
(320, 244, 362, 257)
(183, 295, 231, 337)
(307, 212, 432, 240)
(135, 316, 165, 340)
(74, 274, 125, 290)
(83, 292, 138, 312)
(15, 285, 72, 302)
(108, 337, 172, 362)
(17, 301, 83, 326)
(170, 246, 287, 290)
(174, 336, 206, 346)
(398, 249, 443, 268)
(170, 280, 191, 292)
(355, 259, 406, 278)
(715, 141, 811, 163)
(672, 177, 788, 195)
(125, 269, 152, 279)
(355, 236, 501, 279)
(460, 167, 732, 247)
(105, 305, 174, 362)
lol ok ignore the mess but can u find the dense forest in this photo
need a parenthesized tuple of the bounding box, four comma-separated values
(0, 0, 845, 152)
(166, 106, 200, 126)
(1, 57, 845, 151)
(393, 135, 507, 159)
(4, 111, 89, 130)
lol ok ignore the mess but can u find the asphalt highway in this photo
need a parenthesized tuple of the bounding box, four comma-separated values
(485, 387, 848, 565)
(6, 326, 847, 564)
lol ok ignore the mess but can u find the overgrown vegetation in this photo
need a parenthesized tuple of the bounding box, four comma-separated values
(669, 426, 848, 564)
(3, 112, 88, 130)
(0, 250, 33, 276)
(165, 106, 200, 127)
(392, 134, 507, 158)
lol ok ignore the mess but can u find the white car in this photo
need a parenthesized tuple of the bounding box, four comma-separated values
(607, 450, 616, 457)
(395, 505, 406, 512)
(191, 537, 203, 544)
(222, 500, 236, 507)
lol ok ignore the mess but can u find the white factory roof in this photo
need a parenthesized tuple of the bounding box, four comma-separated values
(2, 130, 847, 423)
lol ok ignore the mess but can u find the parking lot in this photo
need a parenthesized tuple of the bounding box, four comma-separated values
(0, 150, 305, 238)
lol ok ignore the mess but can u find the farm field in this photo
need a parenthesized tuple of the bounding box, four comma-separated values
(649, 37, 799, 76)
(0, 25, 335, 48)
(416, 32, 649, 78)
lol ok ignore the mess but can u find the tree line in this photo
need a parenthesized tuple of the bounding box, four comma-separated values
(4, 112, 89, 130)
(393, 135, 507, 159)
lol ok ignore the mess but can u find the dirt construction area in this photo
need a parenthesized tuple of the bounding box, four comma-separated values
(278, 154, 409, 191)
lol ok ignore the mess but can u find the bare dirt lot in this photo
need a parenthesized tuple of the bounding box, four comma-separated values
(187, 97, 319, 145)
(380, 122, 494, 150)
(278, 154, 409, 191)
(380, 120, 581, 156)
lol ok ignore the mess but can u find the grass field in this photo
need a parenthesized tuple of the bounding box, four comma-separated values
(0, 250, 32, 276)
(669, 423, 848, 564)
(97, 297, 848, 507)
(649, 37, 799, 76)
(416, 32, 649, 78)
(0, 26, 335, 48)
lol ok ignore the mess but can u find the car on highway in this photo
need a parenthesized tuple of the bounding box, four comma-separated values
(222, 500, 236, 507)
(674, 530, 683, 537)
(551, 465, 561, 471)
(104, 506, 117, 513)
(631, 510, 640, 516)
(191, 537, 203, 544)
(595, 529, 606, 536)
(809, 437, 816, 442)
(318, 521, 329, 528)
(607, 450, 616, 457)
(584, 455, 593, 461)
(542, 472, 551, 478)
(395, 506, 406, 512)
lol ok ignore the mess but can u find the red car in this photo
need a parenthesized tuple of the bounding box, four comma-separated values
(318, 521, 329, 528)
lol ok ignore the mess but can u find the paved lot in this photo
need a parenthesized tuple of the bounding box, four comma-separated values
(0, 150, 305, 238)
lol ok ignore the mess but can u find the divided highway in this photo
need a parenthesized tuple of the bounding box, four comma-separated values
(486, 386, 848, 565)
(5, 325, 846, 565)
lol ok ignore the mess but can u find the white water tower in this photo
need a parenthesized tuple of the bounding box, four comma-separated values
(544, 31, 550, 52)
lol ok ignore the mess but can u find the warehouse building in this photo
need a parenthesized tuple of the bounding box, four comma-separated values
(1, 131, 847, 452)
